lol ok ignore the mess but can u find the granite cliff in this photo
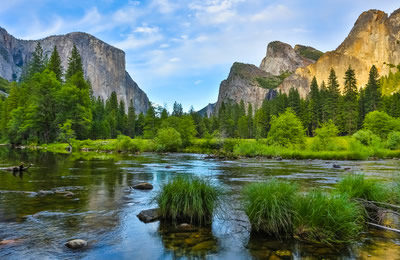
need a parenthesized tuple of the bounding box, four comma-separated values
(208, 42, 321, 114)
(0, 27, 149, 113)
(278, 9, 400, 98)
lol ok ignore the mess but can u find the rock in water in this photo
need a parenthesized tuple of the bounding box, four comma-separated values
(132, 182, 153, 190)
(65, 239, 87, 249)
(0, 27, 149, 114)
(137, 208, 160, 223)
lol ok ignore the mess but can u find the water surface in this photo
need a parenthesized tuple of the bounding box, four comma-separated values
(0, 147, 399, 259)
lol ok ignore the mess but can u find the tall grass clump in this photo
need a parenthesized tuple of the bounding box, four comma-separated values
(155, 177, 221, 226)
(294, 190, 363, 245)
(242, 179, 297, 237)
(336, 174, 388, 202)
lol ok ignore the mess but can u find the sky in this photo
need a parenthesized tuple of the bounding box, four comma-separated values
(0, 0, 398, 112)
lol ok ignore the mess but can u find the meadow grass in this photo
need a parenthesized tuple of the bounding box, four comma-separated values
(294, 190, 364, 245)
(336, 174, 389, 202)
(242, 179, 298, 237)
(155, 177, 222, 226)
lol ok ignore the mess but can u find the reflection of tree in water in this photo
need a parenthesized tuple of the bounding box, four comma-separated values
(159, 222, 218, 258)
(247, 231, 352, 259)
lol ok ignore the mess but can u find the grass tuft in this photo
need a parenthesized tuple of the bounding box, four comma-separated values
(242, 179, 297, 237)
(336, 174, 388, 202)
(294, 190, 364, 245)
(155, 177, 222, 226)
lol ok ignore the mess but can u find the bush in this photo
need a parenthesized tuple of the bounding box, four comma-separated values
(294, 190, 363, 245)
(336, 174, 388, 202)
(386, 131, 400, 150)
(311, 120, 339, 151)
(363, 111, 400, 139)
(155, 177, 221, 225)
(267, 108, 305, 147)
(154, 127, 182, 152)
(242, 179, 297, 237)
(352, 130, 382, 147)
(115, 135, 139, 152)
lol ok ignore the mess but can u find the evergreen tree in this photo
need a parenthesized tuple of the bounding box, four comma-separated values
(126, 100, 136, 138)
(326, 68, 340, 123)
(143, 104, 157, 138)
(172, 101, 183, 117)
(47, 46, 63, 82)
(342, 66, 359, 134)
(247, 103, 254, 138)
(288, 88, 301, 116)
(65, 45, 83, 80)
(27, 42, 46, 78)
(364, 65, 380, 114)
(309, 77, 320, 135)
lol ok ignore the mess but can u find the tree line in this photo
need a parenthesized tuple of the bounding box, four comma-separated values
(0, 42, 399, 145)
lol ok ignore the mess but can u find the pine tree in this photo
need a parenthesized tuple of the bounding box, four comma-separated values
(247, 103, 254, 138)
(126, 100, 136, 137)
(326, 68, 340, 123)
(364, 65, 380, 114)
(288, 88, 301, 116)
(47, 46, 63, 82)
(309, 77, 320, 135)
(342, 66, 359, 135)
(27, 42, 46, 77)
(65, 45, 83, 80)
(172, 101, 183, 117)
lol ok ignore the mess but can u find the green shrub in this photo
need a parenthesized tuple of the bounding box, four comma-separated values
(154, 127, 182, 152)
(348, 139, 371, 160)
(242, 179, 297, 237)
(386, 131, 400, 150)
(336, 174, 388, 202)
(115, 135, 139, 152)
(352, 130, 382, 147)
(267, 108, 305, 147)
(294, 190, 363, 245)
(311, 120, 339, 151)
(363, 111, 400, 139)
(155, 177, 221, 225)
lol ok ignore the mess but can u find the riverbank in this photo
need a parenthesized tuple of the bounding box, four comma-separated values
(23, 135, 400, 160)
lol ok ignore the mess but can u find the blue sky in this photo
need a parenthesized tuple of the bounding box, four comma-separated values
(0, 0, 398, 111)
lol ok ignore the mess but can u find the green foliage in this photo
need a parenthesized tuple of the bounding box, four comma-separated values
(57, 119, 75, 146)
(0, 77, 11, 93)
(26, 42, 46, 78)
(115, 135, 139, 152)
(154, 127, 182, 152)
(386, 131, 400, 150)
(342, 66, 359, 135)
(65, 45, 83, 80)
(337, 174, 388, 202)
(352, 130, 382, 147)
(256, 72, 291, 89)
(242, 179, 297, 237)
(363, 111, 400, 139)
(380, 65, 400, 95)
(267, 108, 305, 147)
(311, 120, 339, 151)
(295, 45, 324, 61)
(47, 46, 63, 82)
(294, 191, 363, 245)
(155, 177, 221, 225)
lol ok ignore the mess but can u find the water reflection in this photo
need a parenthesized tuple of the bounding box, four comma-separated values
(0, 147, 400, 259)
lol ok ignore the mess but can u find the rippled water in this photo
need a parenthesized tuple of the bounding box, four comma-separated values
(0, 147, 400, 259)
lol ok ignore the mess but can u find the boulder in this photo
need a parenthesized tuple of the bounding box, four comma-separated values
(65, 239, 87, 249)
(137, 208, 159, 223)
(132, 182, 153, 190)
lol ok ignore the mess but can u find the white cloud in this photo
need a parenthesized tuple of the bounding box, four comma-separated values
(194, 80, 202, 85)
(159, 43, 170, 48)
(115, 32, 163, 50)
(169, 57, 181, 62)
(249, 5, 293, 23)
(134, 25, 159, 34)
(22, 16, 64, 39)
(151, 0, 176, 14)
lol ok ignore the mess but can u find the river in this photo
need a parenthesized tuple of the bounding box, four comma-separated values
(0, 147, 399, 259)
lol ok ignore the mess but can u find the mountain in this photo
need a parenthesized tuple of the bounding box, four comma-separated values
(198, 103, 216, 117)
(205, 41, 321, 114)
(278, 9, 400, 98)
(0, 27, 149, 113)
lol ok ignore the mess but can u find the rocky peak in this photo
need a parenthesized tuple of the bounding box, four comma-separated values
(259, 41, 319, 76)
(278, 8, 400, 98)
(0, 27, 149, 113)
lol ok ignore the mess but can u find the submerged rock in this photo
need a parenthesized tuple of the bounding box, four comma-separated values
(0, 239, 23, 246)
(65, 239, 87, 249)
(132, 182, 153, 190)
(332, 164, 341, 169)
(137, 208, 159, 223)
